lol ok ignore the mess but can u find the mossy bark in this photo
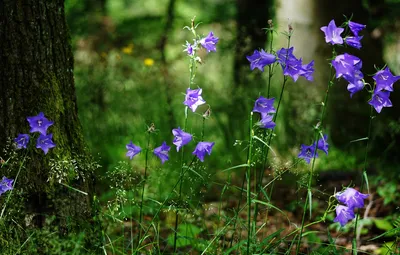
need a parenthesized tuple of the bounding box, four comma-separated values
(0, 0, 100, 252)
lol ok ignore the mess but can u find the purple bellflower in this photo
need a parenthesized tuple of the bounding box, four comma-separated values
(253, 96, 276, 114)
(348, 21, 366, 36)
(0, 177, 14, 196)
(347, 79, 365, 97)
(369, 90, 392, 113)
(184, 41, 194, 56)
(36, 134, 56, 154)
(27, 112, 54, 135)
(283, 58, 306, 82)
(277, 47, 297, 67)
(316, 134, 329, 155)
(184, 88, 206, 112)
(246, 49, 276, 72)
(334, 205, 355, 227)
(345, 36, 363, 49)
(126, 141, 141, 160)
(258, 113, 276, 129)
(200, 32, 219, 52)
(335, 187, 369, 210)
(332, 54, 362, 79)
(277, 47, 314, 82)
(298, 144, 318, 164)
(14, 134, 30, 149)
(373, 67, 400, 92)
(301, 60, 315, 81)
(172, 127, 192, 152)
(153, 141, 171, 164)
(320, 20, 344, 45)
(193, 141, 215, 162)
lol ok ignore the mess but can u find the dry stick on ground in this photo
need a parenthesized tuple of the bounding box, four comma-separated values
(356, 194, 374, 247)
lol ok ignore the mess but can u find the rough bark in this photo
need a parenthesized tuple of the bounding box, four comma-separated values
(0, 0, 100, 251)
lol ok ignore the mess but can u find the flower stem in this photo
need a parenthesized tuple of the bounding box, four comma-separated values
(353, 105, 374, 250)
(296, 47, 336, 254)
(246, 112, 254, 255)
(138, 131, 151, 247)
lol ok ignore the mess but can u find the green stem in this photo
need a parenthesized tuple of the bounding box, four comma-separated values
(0, 153, 27, 219)
(138, 131, 151, 247)
(353, 105, 374, 252)
(246, 112, 254, 255)
(296, 47, 336, 254)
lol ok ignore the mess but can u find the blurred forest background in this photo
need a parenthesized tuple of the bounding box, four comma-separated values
(65, 0, 400, 202)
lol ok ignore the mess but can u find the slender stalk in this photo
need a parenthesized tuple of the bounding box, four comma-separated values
(353, 104, 374, 251)
(138, 131, 151, 247)
(296, 47, 336, 254)
(0, 153, 27, 219)
(173, 45, 197, 252)
(246, 112, 254, 255)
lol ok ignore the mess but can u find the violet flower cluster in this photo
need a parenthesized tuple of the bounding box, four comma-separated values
(334, 187, 369, 226)
(0, 176, 14, 197)
(246, 47, 314, 82)
(14, 112, 56, 154)
(126, 30, 217, 163)
(184, 31, 219, 56)
(297, 135, 329, 164)
(321, 19, 399, 112)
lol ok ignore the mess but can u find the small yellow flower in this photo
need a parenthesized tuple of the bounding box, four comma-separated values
(122, 43, 134, 55)
(144, 58, 154, 66)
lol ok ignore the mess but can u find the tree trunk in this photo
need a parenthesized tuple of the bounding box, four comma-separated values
(225, 0, 273, 150)
(0, 0, 100, 252)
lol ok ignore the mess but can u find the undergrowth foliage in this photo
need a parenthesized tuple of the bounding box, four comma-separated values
(1, 16, 400, 255)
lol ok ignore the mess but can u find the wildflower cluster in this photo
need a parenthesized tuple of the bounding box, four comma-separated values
(298, 135, 329, 164)
(126, 29, 218, 163)
(334, 187, 369, 226)
(14, 112, 56, 154)
(321, 19, 399, 111)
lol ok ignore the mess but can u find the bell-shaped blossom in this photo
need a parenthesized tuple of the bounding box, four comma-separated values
(345, 36, 363, 49)
(184, 88, 206, 112)
(27, 112, 54, 135)
(153, 141, 171, 164)
(332, 54, 362, 79)
(252, 96, 275, 114)
(320, 20, 344, 45)
(334, 205, 355, 227)
(316, 134, 329, 155)
(14, 134, 30, 149)
(184, 41, 194, 56)
(277, 47, 297, 67)
(348, 21, 366, 36)
(368, 90, 392, 113)
(36, 133, 56, 154)
(0, 177, 14, 196)
(335, 187, 369, 209)
(301, 60, 315, 81)
(172, 127, 192, 152)
(199, 32, 219, 52)
(126, 141, 141, 160)
(283, 58, 306, 82)
(258, 113, 276, 129)
(373, 67, 400, 92)
(246, 49, 276, 72)
(192, 141, 215, 162)
(298, 144, 318, 164)
(347, 80, 365, 97)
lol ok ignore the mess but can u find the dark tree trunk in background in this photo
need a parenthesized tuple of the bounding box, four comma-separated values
(0, 0, 100, 251)
(226, 0, 273, 148)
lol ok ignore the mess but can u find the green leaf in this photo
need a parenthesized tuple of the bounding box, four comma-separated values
(374, 218, 394, 231)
